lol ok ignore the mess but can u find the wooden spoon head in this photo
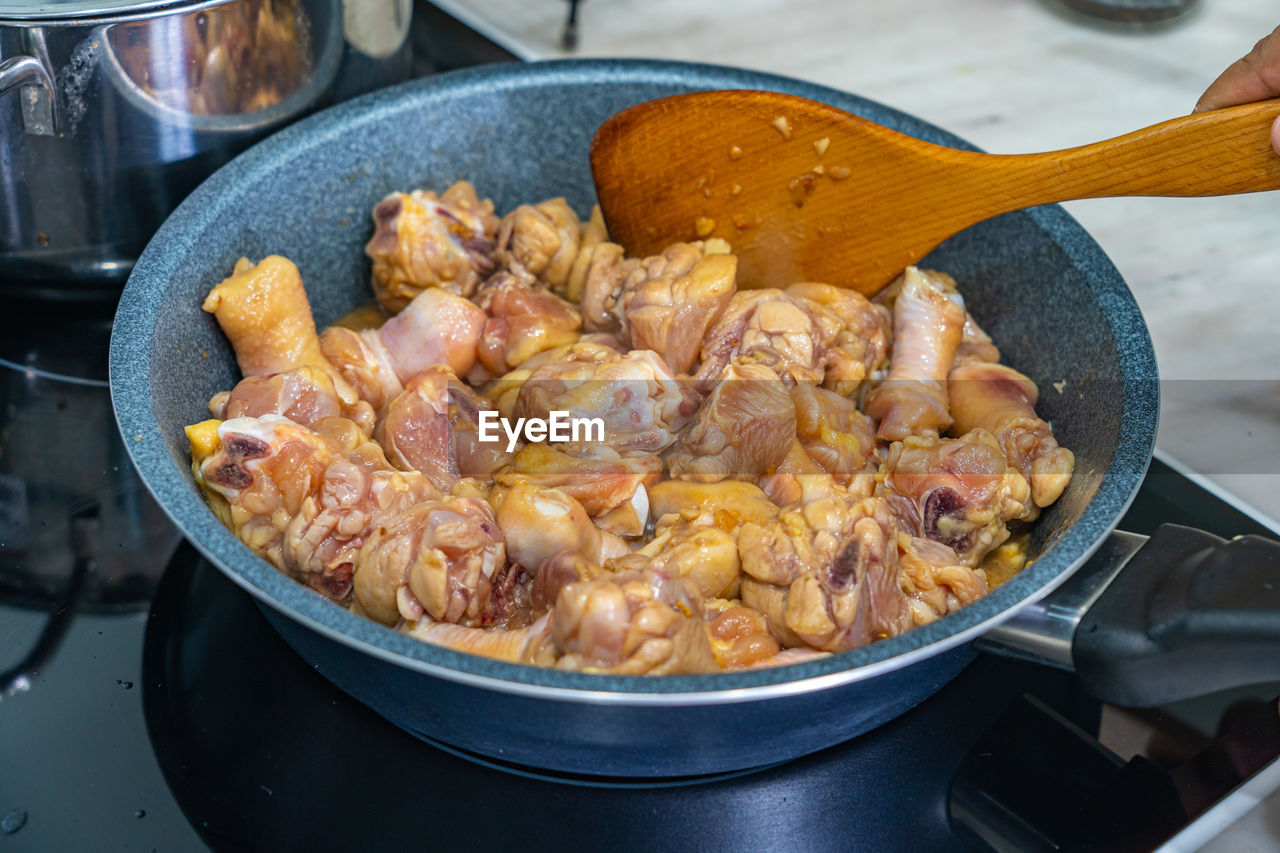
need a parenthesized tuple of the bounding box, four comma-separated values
(590, 90, 967, 295)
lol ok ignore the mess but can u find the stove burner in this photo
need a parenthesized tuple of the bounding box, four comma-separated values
(404, 732, 787, 789)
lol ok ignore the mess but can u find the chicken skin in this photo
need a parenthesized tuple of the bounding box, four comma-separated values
(738, 487, 912, 653)
(366, 181, 499, 310)
(948, 361, 1075, 509)
(865, 266, 966, 441)
(876, 429, 1033, 566)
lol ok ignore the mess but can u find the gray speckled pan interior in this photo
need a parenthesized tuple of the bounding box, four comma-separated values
(110, 59, 1158, 695)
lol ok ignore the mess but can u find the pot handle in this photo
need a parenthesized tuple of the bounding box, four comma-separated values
(0, 49, 59, 136)
(978, 524, 1280, 707)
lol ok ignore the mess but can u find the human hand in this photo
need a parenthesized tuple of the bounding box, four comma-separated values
(1195, 25, 1280, 155)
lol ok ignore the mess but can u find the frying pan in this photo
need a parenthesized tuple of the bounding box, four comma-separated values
(109, 59, 1280, 778)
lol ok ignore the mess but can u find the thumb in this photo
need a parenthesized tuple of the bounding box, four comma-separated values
(1194, 26, 1280, 114)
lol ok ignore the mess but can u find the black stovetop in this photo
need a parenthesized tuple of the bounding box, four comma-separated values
(0, 293, 1278, 853)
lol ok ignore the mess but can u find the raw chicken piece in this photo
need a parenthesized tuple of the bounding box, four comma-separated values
(495, 197, 581, 291)
(353, 496, 508, 627)
(667, 363, 796, 482)
(365, 182, 498, 310)
(877, 429, 1032, 566)
(202, 256, 332, 378)
(738, 488, 912, 652)
(647, 479, 780, 527)
(875, 268, 996, 366)
(213, 366, 376, 437)
(948, 361, 1075, 508)
(703, 598, 781, 669)
(790, 383, 877, 482)
(865, 266, 966, 441)
(785, 282, 891, 395)
(691, 284, 888, 392)
(896, 533, 989, 626)
(377, 366, 515, 493)
(530, 550, 603, 615)
(196, 415, 439, 606)
(578, 242, 639, 331)
(401, 613, 555, 665)
(564, 205, 611, 304)
(552, 568, 718, 674)
(373, 287, 487, 382)
(320, 287, 486, 410)
(471, 271, 582, 381)
(693, 289, 825, 387)
(494, 444, 661, 532)
(757, 440, 828, 507)
(317, 326, 402, 412)
(495, 484, 629, 568)
(612, 511, 742, 599)
(511, 342, 699, 454)
(611, 241, 737, 375)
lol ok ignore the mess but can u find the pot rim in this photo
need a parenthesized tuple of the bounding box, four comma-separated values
(0, 0, 234, 26)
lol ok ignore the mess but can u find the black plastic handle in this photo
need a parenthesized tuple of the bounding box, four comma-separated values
(1073, 524, 1280, 707)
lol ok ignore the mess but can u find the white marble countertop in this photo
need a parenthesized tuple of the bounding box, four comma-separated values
(435, 0, 1280, 528)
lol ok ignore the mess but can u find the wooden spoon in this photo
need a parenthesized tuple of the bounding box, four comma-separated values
(590, 90, 1280, 295)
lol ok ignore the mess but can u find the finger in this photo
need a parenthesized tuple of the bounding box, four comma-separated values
(1195, 25, 1280, 112)
(1273, 114, 1280, 156)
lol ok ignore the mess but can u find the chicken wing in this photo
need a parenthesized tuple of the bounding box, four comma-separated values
(511, 342, 699, 454)
(610, 241, 737, 375)
(738, 490, 912, 652)
(319, 286, 487, 410)
(365, 182, 498, 310)
(494, 197, 581, 292)
(666, 363, 796, 482)
(471, 271, 582, 381)
(877, 429, 1032, 566)
(202, 255, 332, 378)
(551, 568, 718, 674)
(195, 414, 439, 606)
(377, 366, 515, 492)
(948, 361, 1075, 508)
(864, 266, 966, 441)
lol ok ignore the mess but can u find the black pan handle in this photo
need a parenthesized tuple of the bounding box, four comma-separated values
(979, 524, 1280, 707)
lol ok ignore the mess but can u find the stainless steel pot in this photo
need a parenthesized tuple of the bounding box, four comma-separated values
(0, 0, 411, 295)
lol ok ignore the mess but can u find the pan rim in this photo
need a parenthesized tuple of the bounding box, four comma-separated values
(110, 57, 1160, 702)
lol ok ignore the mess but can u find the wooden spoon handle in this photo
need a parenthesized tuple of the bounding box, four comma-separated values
(1001, 98, 1280, 207)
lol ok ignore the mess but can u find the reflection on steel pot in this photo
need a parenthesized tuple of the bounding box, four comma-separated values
(0, 0, 411, 296)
